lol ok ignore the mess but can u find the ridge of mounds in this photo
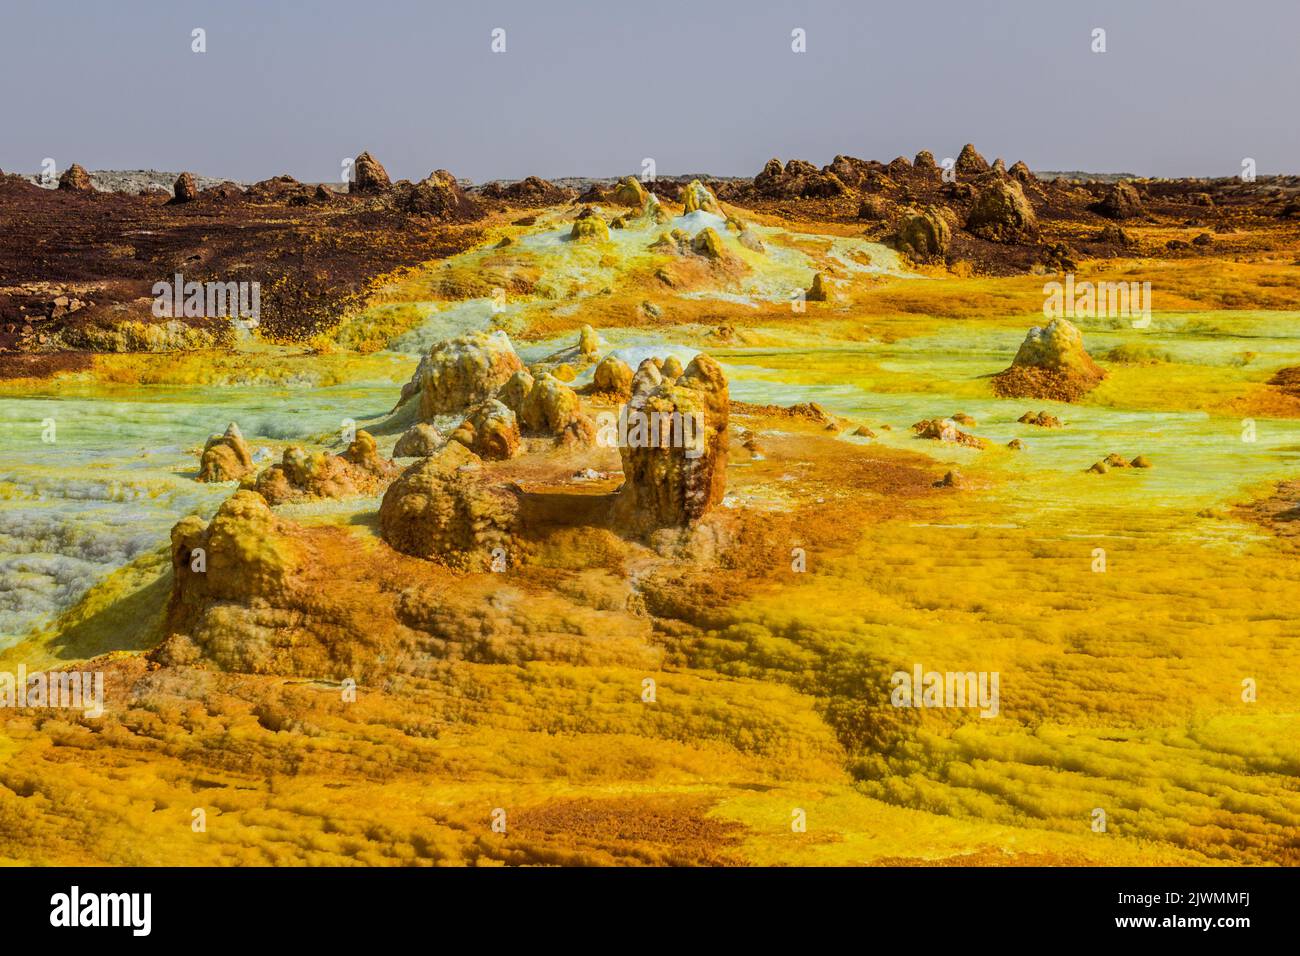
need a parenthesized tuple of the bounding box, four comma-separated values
(246, 430, 398, 504)
(992, 318, 1107, 402)
(378, 327, 733, 566)
(714, 145, 1300, 274)
(1087, 453, 1152, 473)
(392, 328, 599, 459)
(649, 225, 735, 262)
(300, 149, 487, 221)
(1, 150, 492, 350)
(726, 400, 841, 430)
(393, 169, 485, 220)
(476, 175, 577, 207)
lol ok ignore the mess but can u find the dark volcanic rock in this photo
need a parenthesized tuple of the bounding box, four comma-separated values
(351, 150, 391, 194)
(397, 169, 484, 220)
(1095, 181, 1144, 219)
(753, 158, 848, 199)
(172, 172, 198, 203)
(1008, 161, 1035, 184)
(477, 175, 574, 207)
(895, 206, 952, 260)
(58, 164, 94, 192)
(955, 144, 990, 176)
(966, 179, 1038, 242)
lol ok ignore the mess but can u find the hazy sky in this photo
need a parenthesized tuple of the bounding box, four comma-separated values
(2, 0, 1296, 183)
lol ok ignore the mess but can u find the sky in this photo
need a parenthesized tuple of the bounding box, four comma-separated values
(1, 0, 1296, 183)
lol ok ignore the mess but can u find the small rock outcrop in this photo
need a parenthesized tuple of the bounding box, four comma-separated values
(173, 172, 199, 203)
(351, 151, 391, 193)
(476, 175, 573, 207)
(398, 331, 526, 419)
(955, 144, 990, 176)
(449, 399, 521, 460)
(252, 431, 396, 504)
(397, 169, 483, 220)
(616, 354, 729, 530)
(58, 164, 94, 192)
(519, 374, 597, 445)
(378, 443, 519, 570)
(911, 418, 987, 449)
(393, 422, 445, 458)
(592, 355, 634, 398)
(993, 318, 1107, 402)
(613, 176, 649, 209)
(1095, 224, 1134, 246)
(681, 179, 723, 215)
(1018, 410, 1062, 428)
(966, 179, 1038, 242)
(1008, 161, 1034, 183)
(197, 423, 254, 482)
(690, 227, 725, 259)
(495, 369, 535, 412)
(895, 207, 951, 260)
(805, 272, 829, 302)
(570, 207, 611, 242)
(1095, 181, 1143, 220)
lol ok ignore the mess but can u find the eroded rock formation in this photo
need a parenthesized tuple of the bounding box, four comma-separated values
(966, 179, 1038, 242)
(616, 354, 729, 530)
(393, 422, 445, 458)
(1096, 181, 1143, 220)
(197, 422, 255, 482)
(993, 318, 1107, 402)
(252, 430, 396, 504)
(895, 206, 951, 259)
(592, 355, 634, 398)
(519, 374, 597, 445)
(351, 150, 391, 193)
(172, 172, 198, 203)
(160, 490, 309, 671)
(449, 399, 521, 460)
(58, 164, 94, 192)
(378, 443, 519, 569)
(398, 331, 526, 419)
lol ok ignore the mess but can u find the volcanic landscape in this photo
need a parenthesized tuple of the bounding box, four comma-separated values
(1, 149, 1298, 865)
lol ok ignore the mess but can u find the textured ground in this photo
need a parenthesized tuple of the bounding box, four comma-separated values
(0, 164, 1298, 866)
